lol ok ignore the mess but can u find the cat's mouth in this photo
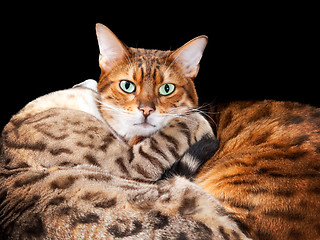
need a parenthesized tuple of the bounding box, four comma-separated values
(133, 122, 156, 128)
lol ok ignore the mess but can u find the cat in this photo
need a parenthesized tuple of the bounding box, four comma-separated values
(1, 79, 216, 181)
(0, 23, 250, 239)
(95, 23, 207, 141)
(196, 100, 320, 240)
(94, 22, 320, 239)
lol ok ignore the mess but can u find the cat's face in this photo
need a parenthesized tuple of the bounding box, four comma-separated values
(96, 24, 207, 140)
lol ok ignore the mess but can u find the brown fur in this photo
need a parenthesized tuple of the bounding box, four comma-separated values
(196, 100, 320, 240)
(95, 24, 207, 141)
(98, 48, 198, 126)
(0, 87, 248, 239)
(6, 23, 320, 240)
(0, 23, 250, 238)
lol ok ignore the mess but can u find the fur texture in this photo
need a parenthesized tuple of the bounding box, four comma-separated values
(96, 24, 207, 141)
(0, 84, 248, 239)
(196, 100, 320, 240)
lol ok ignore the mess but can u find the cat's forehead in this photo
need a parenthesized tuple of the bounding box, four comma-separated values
(128, 47, 172, 65)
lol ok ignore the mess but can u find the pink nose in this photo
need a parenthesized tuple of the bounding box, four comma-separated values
(139, 106, 154, 117)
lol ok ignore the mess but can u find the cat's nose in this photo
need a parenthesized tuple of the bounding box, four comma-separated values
(138, 103, 156, 117)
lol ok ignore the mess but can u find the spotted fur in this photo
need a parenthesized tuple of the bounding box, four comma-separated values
(0, 83, 249, 239)
(196, 100, 320, 240)
(0, 23, 251, 239)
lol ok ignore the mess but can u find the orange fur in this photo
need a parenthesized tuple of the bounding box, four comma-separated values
(196, 100, 320, 240)
(98, 48, 198, 118)
(95, 24, 206, 141)
(95, 25, 320, 239)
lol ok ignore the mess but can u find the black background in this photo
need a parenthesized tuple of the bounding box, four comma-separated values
(1, 3, 318, 128)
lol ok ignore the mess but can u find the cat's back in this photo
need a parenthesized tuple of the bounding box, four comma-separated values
(196, 100, 320, 240)
(210, 100, 320, 154)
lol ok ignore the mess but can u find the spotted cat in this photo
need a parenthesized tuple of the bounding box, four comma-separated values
(0, 24, 250, 239)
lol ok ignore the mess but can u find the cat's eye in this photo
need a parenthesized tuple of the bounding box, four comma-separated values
(119, 80, 136, 93)
(159, 83, 175, 96)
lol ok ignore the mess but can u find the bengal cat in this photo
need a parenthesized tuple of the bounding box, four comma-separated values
(0, 24, 250, 239)
(196, 101, 320, 240)
(95, 23, 320, 240)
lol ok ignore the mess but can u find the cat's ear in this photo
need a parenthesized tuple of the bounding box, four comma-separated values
(96, 23, 130, 74)
(169, 36, 208, 79)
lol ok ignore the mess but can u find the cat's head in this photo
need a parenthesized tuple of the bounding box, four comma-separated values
(96, 23, 207, 140)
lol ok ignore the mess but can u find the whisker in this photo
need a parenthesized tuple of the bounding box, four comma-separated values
(96, 96, 218, 129)
(95, 99, 132, 114)
(168, 104, 219, 128)
(185, 108, 214, 121)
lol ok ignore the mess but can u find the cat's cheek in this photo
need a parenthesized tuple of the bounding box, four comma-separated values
(110, 118, 134, 137)
(154, 116, 174, 129)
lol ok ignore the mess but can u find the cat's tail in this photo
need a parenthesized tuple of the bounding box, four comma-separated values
(159, 134, 219, 180)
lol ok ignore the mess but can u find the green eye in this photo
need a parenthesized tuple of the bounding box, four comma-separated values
(120, 80, 136, 93)
(159, 83, 175, 96)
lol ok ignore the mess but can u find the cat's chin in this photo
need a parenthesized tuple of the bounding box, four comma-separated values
(127, 124, 160, 138)
(111, 124, 160, 141)
(106, 113, 174, 141)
